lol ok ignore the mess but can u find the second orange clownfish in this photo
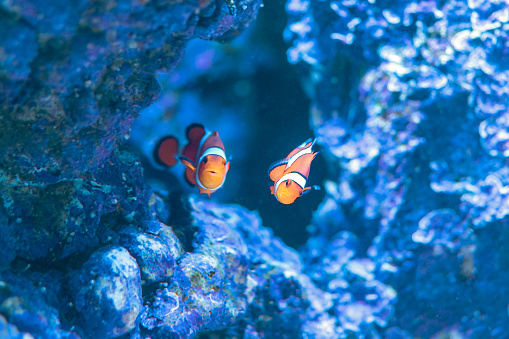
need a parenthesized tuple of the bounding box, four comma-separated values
(154, 123, 230, 197)
(268, 138, 320, 205)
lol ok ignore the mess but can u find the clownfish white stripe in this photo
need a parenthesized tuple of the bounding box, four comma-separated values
(196, 174, 212, 190)
(274, 172, 307, 199)
(200, 146, 227, 161)
(286, 140, 314, 169)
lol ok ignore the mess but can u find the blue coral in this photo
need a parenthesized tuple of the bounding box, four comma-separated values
(0, 271, 79, 339)
(285, 0, 509, 336)
(139, 197, 334, 337)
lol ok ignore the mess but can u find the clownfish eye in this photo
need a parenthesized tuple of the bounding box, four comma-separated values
(285, 180, 291, 186)
(201, 156, 208, 164)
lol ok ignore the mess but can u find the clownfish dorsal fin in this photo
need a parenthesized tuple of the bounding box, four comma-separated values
(154, 136, 179, 167)
(268, 159, 288, 182)
(185, 123, 206, 143)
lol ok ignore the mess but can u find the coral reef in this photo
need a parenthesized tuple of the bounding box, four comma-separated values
(139, 198, 333, 338)
(286, 0, 509, 336)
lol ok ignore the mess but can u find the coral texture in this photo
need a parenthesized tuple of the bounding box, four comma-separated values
(286, 0, 509, 336)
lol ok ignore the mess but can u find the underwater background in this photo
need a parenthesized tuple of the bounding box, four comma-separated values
(1, 0, 509, 338)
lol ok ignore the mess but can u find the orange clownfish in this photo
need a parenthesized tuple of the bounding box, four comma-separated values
(268, 138, 320, 205)
(154, 123, 230, 197)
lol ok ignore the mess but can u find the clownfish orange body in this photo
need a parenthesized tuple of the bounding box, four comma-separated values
(268, 138, 320, 205)
(154, 123, 230, 197)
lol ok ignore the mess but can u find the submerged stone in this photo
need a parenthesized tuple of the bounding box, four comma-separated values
(69, 246, 142, 338)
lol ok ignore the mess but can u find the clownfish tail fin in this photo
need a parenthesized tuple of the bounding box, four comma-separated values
(154, 136, 179, 167)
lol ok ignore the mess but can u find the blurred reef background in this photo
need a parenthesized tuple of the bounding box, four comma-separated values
(1, 0, 509, 338)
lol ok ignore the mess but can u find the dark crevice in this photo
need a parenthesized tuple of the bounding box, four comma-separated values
(167, 191, 196, 253)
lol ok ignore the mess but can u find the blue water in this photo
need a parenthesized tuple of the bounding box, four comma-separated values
(130, 0, 325, 249)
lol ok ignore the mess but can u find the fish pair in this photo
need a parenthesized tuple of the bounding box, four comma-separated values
(154, 124, 319, 204)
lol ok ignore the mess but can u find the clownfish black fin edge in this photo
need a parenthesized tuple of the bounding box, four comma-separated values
(153, 135, 179, 167)
(299, 137, 313, 148)
(267, 158, 288, 176)
(177, 155, 193, 163)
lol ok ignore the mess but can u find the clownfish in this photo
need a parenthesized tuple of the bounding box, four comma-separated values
(154, 123, 230, 197)
(268, 138, 320, 205)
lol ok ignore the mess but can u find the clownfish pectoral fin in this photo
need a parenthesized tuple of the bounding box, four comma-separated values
(301, 185, 320, 196)
(224, 155, 231, 174)
(268, 159, 288, 182)
(270, 185, 275, 195)
(177, 155, 196, 172)
(185, 123, 206, 143)
(179, 155, 198, 187)
(154, 136, 179, 167)
(183, 172, 195, 187)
